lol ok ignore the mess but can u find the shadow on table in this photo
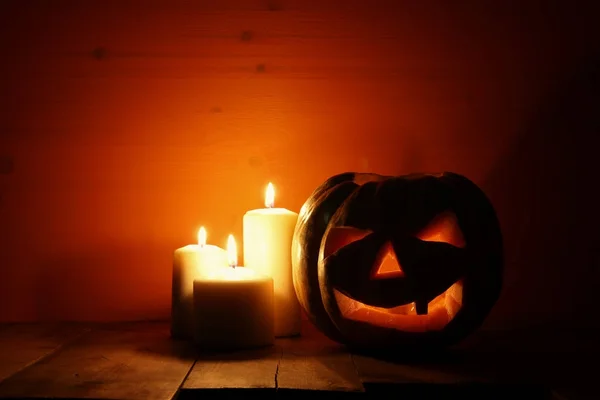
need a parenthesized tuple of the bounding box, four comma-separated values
(363, 382, 552, 399)
(178, 386, 552, 400)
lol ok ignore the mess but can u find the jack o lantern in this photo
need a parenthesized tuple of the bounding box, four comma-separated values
(292, 172, 502, 350)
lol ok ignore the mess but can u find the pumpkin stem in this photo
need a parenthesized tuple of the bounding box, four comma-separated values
(415, 300, 428, 315)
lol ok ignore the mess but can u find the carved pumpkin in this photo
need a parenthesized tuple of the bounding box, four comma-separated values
(292, 172, 502, 350)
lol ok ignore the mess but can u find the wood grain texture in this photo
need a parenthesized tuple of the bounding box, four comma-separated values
(183, 346, 279, 390)
(353, 354, 488, 385)
(183, 323, 363, 392)
(0, 322, 194, 400)
(0, 322, 597, 398)
(0, 323, 90, 383)
(276, 325, 363, 392)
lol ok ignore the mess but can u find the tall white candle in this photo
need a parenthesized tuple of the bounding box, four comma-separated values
(243, 183, 301, 337)
(171, 227, 228, 339)
(193, 234, 275, 351)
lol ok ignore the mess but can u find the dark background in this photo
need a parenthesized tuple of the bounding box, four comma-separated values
(1, 0, 599, 335)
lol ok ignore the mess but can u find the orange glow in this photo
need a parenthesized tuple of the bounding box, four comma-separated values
(0, 0, 554, 325)
(324, 221, 465, 332)
(335, 280, 463, 332)
(372, 241, 403, 278)
(227, 234, 237, 267)
(265, 182, 275, 208)
(323, 227, 371, 258)
(203, 265, 257, 281)
(416, 211, 466, 248)
(197, 227, 207, 247)
(323, 227, 404, 278)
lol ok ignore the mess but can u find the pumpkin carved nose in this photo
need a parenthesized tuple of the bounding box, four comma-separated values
(372, 242, 404, 279)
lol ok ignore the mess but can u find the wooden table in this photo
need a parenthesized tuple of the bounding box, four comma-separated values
(0, 321, 596, 399)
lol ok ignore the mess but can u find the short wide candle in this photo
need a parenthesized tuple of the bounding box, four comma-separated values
(193, 235, 275, 351)
(243, 183, 301, 337)
(171, 227, 228, 339)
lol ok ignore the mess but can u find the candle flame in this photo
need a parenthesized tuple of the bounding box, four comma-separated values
(197, 227, 207, 247)
(265, 182, 275, 208)
(227, 234, 237, 267)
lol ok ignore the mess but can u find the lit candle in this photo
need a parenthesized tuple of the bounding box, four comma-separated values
(243, 182, 301, 337)
(171, 227, 228, 339)
(193, 235, 275, 351)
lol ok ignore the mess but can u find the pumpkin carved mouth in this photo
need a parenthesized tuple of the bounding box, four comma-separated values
(323, 211, 465, 332)
(333, 282, 463, 332)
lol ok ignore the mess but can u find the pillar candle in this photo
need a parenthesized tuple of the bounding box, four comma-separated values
(171, 227, 228, 339)
(193, 235, 275, 351)
(243, 183, 301, 337)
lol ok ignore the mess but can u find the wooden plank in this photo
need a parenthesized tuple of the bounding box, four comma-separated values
(182, 346, 279, 390)
(455, 328, 600, 389)
(183, 324, 363, 392)
(0, 322, 195, 400)
(353, 353, 489, 385)
(276, 324, 364, 392)
(352, 329, 554, 385)
(353, 348, 553, 399)
(363, 381, 552, 399)
(354, 346, 560, 387)
(3, 0, 568, 81)
(354, 329, 600, 398)
(3, 0, 586, 54)
(0, 322, 90, 383)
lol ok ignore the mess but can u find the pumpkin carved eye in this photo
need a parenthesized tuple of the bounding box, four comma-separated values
(323, 210, 465, 280)
(416, 211, 466, 248)
(324, 229, 405, 279)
